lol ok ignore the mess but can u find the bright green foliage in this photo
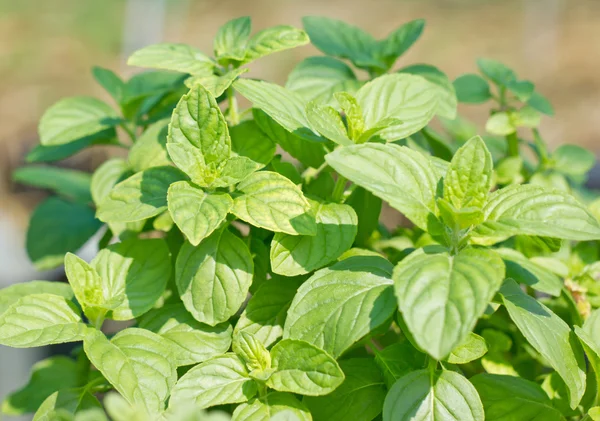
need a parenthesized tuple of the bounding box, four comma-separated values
(6, 14, 600, 421)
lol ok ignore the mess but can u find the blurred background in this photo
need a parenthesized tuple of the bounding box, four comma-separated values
(0, 0, 598, 417)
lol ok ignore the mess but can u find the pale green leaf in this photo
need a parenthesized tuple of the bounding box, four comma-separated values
(471, 373, 566, 421)
(127, 43, 215, 75)
(234, 79, 322, 142)
(271, 200, 357, 276)
(0, 294, 87, 348)
(306, 101, 352, 145)
(399, 63, 457, 119)
(304, 358, 386, 421)
(84, 328, 177, 414)
(139, 303, 232, 367)
(27, 198, 102, 270)
(393, 247, 505, 360)
(495, 248, 563, 296)
(485, 112, 515, 136)
(471, 184, 600, 243)
(230, 120, 276, 170)
(500, 279, 586, 409)
(234, 332, 271, 372)
(39, 96, 119, 146)
(243, 25, 309, 63)
(168, 181, 232, 246)
(334, 92, 365, 141)
(444, 136, 492, 209)
(232, 171, 316, 235)
(0, 281, 73, 317)
(383, 369, 484, 421)
(128, 120, 170, 172)
(446, 333, 488, 364)
(96, 166, 186, 223)
(214, 156, 259, 187)
(91, 158, 130, 206)
(92, 238, 172, 320)
(266, 339, 344, 396)
(169, 353, 257, 409)
(326, 143, 438, 230)
(13, 165, 92, 203)
(176, 228, 253, 326)
(232, 392, 311, 421)
(234, 278, 302, 349)
(2, 356, 79, 415)
(284, 256, 396, 358)
(286, 56, 362, 103)
(185, 67, 248, 98)
(574, 308, 600, 399)
(355, 73, 439, 141)
(214, 16, 251, 61)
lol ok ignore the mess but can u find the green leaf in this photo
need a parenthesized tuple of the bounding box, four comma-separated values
(234, 278, 302, 349)
(96, 166, 186, 223)
(168, 181, 232, 246)
(485, 112, 516, 136)
(304, 358, 387, 421)
(471, 184, 600, 243)
(127, 43, 215, 76)
(168, 84, 231, 185)
(346, 187, 382, 247)
(383, 369, 484, 421)
(234, 332, 271, 372)
(2, 356, 79, 415)
(26, 129, 118, 163)
(477, 58, 517, 86)
(13, 165, 92, 203)
(139, 303, 232, 367)
(447, 333, 488, 364)
(253, 109, 327, 168)
(234, 79, 321, 142)
(214, 16, 251, 61)
(393, 247, 505, 360)
(507, 80, 535, 101)
(334, 92, 365, 141)
(326, 143, 438, 230)
(267, 339, 344, 395)
(83, 328, 177, 414)
(243, 25, 309, 63)
(399, 63, 457, 119)
(574, 309, 600, 398)
(553, 144, 596, 177)
(91, 238, 172, 320)
(355, 74, 439, 141)
(453, 74, 492, 103)
(229, 120, 276, 170)
(33, 389, 101, 421)
(379, 19, 425, 68)
(185, 67, 248, 98)
(500, 279, 586, 409)
(444, 136, 493, 209)
(374, 341, 427, 388)
(232, 171, 316, 235)
(26, 198, 102, 270)
(232, 392, 311, 421)
(271, 200, 357, 276)
(39, 96, 119, 146)
(92, 66, 124, 104)
(528, 91, 554, 116)
(128, 120, 170, 172)
(302, 16, 383, 70)
(0, 281, 73, 317)
(215, 155, 259, 187)
(169, 353, 257, 409)
(306, 101, 352, 145)
(91, 158, 130, 206)
(495, 248, 563, 296)
(176, 228, 253, 326)
(0, 293, 87, 348)
(286, 56, 361, 103)
(284, 256, 396, 358)
(471, 374, 565, 421)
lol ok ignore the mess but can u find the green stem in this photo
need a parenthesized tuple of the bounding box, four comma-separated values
(427, 357, 438, 373)
(120, 122, 136, 143)
(506, 132, 519, 157)
(532, 128, 550, 169)
(331, 175, 347, 203)
(227, 87, 239, 125)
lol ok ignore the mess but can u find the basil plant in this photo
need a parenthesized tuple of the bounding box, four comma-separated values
(3, 15, 600, 421)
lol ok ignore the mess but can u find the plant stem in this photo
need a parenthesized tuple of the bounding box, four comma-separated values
(532, 128, 550, 169)
(331, 175, 347, 203)
(120, 122, 136, 143)
(506, 132, 519, 157)
(227, 87, 239, 125)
